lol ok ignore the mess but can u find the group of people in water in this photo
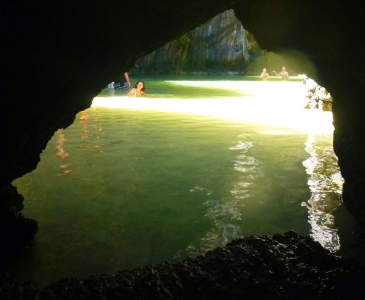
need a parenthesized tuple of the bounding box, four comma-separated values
(260, 66, 289, 81)
(111, 66, 289, 96)
(112, 72, 146, 97)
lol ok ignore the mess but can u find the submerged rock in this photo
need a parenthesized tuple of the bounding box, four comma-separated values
(1, 231, 364, 299)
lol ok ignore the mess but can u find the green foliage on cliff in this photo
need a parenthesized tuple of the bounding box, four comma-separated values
(169, 34, 191, 45)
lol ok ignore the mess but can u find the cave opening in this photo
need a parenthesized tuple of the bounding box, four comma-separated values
(2, 1, 365, 296)
(6, 71, 359, 287)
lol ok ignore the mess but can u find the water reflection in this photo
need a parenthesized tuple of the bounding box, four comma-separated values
(56, 130, 68, 159)
(302, 133, 344, 252)
(55, 129, 72, 176)
(11, 79, 349, 285)
(186, 130, 343, 256)
(185, 134, 262, 256)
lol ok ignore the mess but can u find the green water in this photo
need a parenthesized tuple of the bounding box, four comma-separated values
(10, 76, 348, 286)
(103, 75, 301, 99)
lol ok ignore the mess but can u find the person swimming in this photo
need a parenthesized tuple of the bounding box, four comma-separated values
(260, 68, 269, 81)
(127, 81, 146, 97)
(113, 72, 130, 90)
(273, 66, 289, 81)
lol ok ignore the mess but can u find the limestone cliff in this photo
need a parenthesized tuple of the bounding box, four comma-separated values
(130, 10, 257, 75)
(130, 9, 294, 76)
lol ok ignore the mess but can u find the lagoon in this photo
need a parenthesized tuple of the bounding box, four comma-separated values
(9, 76, 355, 286)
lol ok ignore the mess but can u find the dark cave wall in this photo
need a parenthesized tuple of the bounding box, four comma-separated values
(1, 0, 365, 257)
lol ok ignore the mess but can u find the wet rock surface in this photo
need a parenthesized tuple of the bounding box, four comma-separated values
(1, 231, 365, 299)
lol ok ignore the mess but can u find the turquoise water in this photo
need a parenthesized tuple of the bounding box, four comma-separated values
(9, 76, 349, 286)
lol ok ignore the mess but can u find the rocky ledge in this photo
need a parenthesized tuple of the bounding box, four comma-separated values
(1, 231, 364, 299)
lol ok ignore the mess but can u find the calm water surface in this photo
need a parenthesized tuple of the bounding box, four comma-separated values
(10, 76, 354, 286)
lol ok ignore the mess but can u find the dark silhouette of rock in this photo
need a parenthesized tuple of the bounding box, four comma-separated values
(1, 232, 365, 299)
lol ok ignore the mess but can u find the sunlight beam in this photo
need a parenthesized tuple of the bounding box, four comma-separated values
(92, 81, 333, 134)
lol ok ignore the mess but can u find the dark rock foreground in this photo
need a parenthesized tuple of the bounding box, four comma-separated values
(1, 231, 364, 299)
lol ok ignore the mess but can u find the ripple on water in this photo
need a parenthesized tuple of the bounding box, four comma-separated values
(235, 155, 259, 165)
(229, 141, 253, 151)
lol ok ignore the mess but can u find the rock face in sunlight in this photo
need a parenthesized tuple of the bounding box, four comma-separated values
(130, 9, 293, 75)
(131, 10, 292, 76)
(130, 10, 256, 75)
(2, 0, 365, 297)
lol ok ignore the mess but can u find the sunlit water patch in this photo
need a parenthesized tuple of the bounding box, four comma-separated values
(302, 133, 344, 252)
(9, 76, 354, 286)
